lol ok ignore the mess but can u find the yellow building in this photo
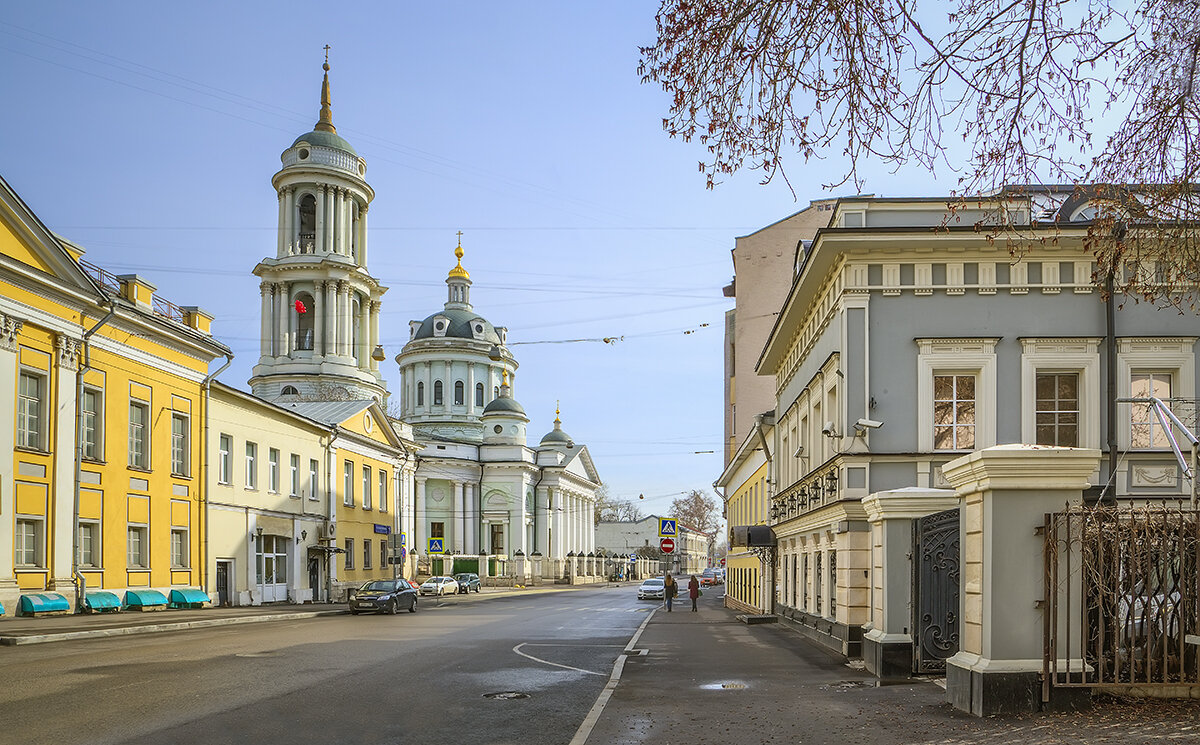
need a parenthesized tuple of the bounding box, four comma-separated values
(716, 420, 771, 613)
(1, 174, 230, 614)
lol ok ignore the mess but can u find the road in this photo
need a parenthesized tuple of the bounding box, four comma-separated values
(0, 586, 650, 745)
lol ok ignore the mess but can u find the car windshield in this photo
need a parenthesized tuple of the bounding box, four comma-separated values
(361, 580, 397, 592)
(642, 579, 664, 586)
(424, 577, 447, 583)
(454, 574, 473, 580)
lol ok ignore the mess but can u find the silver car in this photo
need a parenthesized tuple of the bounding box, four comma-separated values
(637, 577, 665, 600)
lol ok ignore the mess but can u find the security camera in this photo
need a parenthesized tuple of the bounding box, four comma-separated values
(855, 418, 883, 430)
(821, 421, 839, 437)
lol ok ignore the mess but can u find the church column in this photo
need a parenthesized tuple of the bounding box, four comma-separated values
(259, 283, 272, 360)
(423, 362, 432, 413)
(284, 187, 296, 253)
(357, 205, 368, 267)
(415, 477, 427, 557)
(453, 482, 465, 554)
(536, 486, 550, 556)
(274, 283, 288, 359)
(342, 192, 353, 257)
(550, 488, 563, 560)
(324, 279, 337, 358)
(313, 280, 325, 360)
(325, 186, 337, 254)
(466, 364, 476, 416)
(315, 185, 326, 254)
(276, 191, 286, 256)
(369, 301, 380, 372)
(338, 281, 351, 357)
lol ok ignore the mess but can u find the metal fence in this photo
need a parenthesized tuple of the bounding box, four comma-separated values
(1044, 504, 1199, 696)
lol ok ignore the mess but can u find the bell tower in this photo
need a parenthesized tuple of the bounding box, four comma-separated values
(249, 54, 388, 403)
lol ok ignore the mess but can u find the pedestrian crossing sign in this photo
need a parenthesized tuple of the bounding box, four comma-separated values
(659, 518, 676, 537)
(428, 538, 444, 554)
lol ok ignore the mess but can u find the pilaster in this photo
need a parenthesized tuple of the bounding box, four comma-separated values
(49, 333, 81, 591)
(0, 313, 25, 607)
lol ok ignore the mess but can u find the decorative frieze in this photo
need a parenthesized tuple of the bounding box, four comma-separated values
(55, 333, 82, 370)
(0, 312, 25, 351)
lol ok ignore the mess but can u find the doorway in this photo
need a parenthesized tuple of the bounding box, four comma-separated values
(216, 560, 232, 607)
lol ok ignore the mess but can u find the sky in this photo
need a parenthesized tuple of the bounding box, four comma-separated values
(1, 3, 949, 522)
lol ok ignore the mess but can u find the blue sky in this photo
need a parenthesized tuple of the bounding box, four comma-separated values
(1, 3, 948, 520)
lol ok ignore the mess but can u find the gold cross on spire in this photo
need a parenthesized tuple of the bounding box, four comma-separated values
(324, 45, 330, 63)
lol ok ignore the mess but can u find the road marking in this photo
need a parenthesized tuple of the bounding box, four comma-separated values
(512, 643, 605, 676)
(569, 606, 658, 745)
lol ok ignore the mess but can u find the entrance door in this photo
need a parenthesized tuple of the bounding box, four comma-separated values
(256, 534, 289, 602)
(490, 524, 504, 554)
(912, 508, 961, 673)
(308, 557, 320, 602)
(216, 560, 232, 607)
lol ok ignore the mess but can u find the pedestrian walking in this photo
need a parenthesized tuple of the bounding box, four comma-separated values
(663, 574, 677, 612)
(688, 574, 700, 612)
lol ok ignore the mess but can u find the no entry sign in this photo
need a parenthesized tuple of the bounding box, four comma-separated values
(660, 537, 675, 554)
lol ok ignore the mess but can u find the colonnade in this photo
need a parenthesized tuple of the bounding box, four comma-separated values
(398, 361, 510, 417)
(258, 280, 379, 372)
(277, 184, 368, 265)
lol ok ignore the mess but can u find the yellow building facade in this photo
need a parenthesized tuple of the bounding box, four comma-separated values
(716, 423, 771, 613)
(1, 175, 229, 614)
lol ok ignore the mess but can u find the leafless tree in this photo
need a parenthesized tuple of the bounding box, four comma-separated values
(640, 1, 1200, 307)
(671, 489, 720, 535)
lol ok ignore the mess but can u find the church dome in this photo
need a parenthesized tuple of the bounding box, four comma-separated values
(412, 308, 502, 343)
(291, 129, 358, 157)
(540, 407, 572, 446)
(483, 395, 526, 415)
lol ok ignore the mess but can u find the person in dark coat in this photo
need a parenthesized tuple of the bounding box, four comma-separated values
(688, 574, 700, 612)
(663, 574, 677, 611)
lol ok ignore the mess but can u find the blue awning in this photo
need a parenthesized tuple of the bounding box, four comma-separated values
(17, 593, 70, 616)
(84, 591, 122, 612)
(168, 589, 209, 608)
(123, 589, 168, 608)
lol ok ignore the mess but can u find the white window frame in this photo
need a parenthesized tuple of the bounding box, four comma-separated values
(171, 528, 189, 568)
(79, 520, 101, 568)
(362, 464, 372, 510)
(245, 442, 258, 490)
(129, 399, 150, 469)
(15, 517, 44, 567)
(917, 338, 998, 452)
(16, 369, 47, 451)
(308, 458, 320, 501)
(1117, 338, 1197, 450)
(268, 448, 280, 493)
(378, 470, 388, 513)
(290, 453, 301, 497)
(344, 460, 354, 506)
(127, 524, 149, 568)
(218, 434, 232, 484)
(171, 412, 189, 477)
(81, 386, 104, 461)
(1020, 338, 1101, 449)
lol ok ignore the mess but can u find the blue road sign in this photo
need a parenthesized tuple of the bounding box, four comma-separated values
(659, 518, 677, 537)
(428, 537, 444, 554)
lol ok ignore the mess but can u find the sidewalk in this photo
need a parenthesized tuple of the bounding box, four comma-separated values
(584, 595, 1200, 745)
(0, 582, 616, 646)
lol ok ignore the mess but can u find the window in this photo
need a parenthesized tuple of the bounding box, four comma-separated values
(81, 387, 103, 460)
(79, 521, 100, 567)
(17, 371, 45, 450)
(363, 539, 372, 569)
(431, 522, 445, 539)
(171, 413, 189, 476)
(245, 442, 258, 489)
(433, 380, 443, 406)
(218, 434, 232, 484)
(15, 518, 42, 567)
(129, 400, 149, 468)
(344, 538, 354, 569)
(475, 382, 484, 406)
(378, 470, 388, 513)
(268, 448, 280, 492)
(1035, 373, 1079, 446)
(308, 458, 320, 500)
(171, 529, 189, 567)
(381, 540, 388, 568)
(454, 380, 464, 405)
(933, 375, 976, 450)
(417, 381, 425, 406)
(362, 465, 372, 509)
(294, 292, 315, 350)
(290, 454, 301, 497)
(127, 525, 148, 568)
(1131, 372, 1173, 448)
(494, 385, 499, 399)
(344, 460, 354, 506)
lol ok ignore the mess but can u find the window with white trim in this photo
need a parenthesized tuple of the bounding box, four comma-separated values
(171, 413, 189, 476)
(245, 442, 258, 489)
(917, 338, 998, 452)
(17, 370, 45, 450)
(344, 460, 354, 506)
(344, 538, 354, 569)
(1035, 373, 1079, 446)
(127, 525, 148, 568)
(475, 382, 484, 407)
(378, 470, 388, 513)
(433, 380, 443, 406)
(1020, 338, 1101, 448)
(79, 520, 100, 567)
(363, 539, 372, 569)
(129, 400, 150, 469)
(218, 434, 232, 484)
(290, 453, 301, 497)
(268, 448, 280, 493)
(933, 374, 976, 450)
(308, 458, 320, 500)
(81, 387, 103, 460)
(171, 528, 189, 568)
(1131, 372, 1173, 448)
(362, 465, 372, 510)
(1117, 338, 1196, 450)
(15, 518, 43, 567)
(454, 380, 464, 406)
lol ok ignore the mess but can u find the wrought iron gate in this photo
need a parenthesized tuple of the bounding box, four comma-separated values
(912, 508, 961, 674)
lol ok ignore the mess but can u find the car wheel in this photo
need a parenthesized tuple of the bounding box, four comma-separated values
(409, 596, 417, 613)
(388, 599, 398, 615)
(474, 585, 480, 593)
(350, 608, 359, 615)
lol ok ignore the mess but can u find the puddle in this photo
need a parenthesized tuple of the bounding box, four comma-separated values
(699, 681, 748, 690)
(483, 691, 530, 699)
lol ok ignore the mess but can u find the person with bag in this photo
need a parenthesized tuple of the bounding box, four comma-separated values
(688, 574, 700, 612)
(663, 573, 677, 612)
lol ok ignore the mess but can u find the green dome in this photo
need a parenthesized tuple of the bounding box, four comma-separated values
(483, 397, 526, 416)
(540, 427, 572, 446)
(292, 130, 358, 157)
(413, 308, 502, 344)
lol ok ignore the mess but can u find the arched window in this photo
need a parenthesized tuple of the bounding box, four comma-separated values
(433, 380, 444, 406)
(281, 385, 299, 396)
(454, 381, 464, 406)
(297, 194, 316, 253)
(494, 385, 499, 399)
(294, 292, 315, 351)
(416, 382, 424, 407)
(475, 382, 484, 407)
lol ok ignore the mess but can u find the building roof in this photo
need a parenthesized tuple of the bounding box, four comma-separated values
(412, 307, 501, 343)
(281, 399, 372, 425)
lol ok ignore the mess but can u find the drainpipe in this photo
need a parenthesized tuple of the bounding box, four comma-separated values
(73, 300, 118, 614)
(201, 353, 233, 599)
(324, 425, 340, 602)
(476, 461, 486, 561)
(1104, 223, 1125, 503)
(753, 414, 774, 615)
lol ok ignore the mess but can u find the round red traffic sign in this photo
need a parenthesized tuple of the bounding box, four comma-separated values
(660, 537, 675, 553)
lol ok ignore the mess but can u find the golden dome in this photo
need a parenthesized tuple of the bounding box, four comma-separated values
(448, 232, 470, 280)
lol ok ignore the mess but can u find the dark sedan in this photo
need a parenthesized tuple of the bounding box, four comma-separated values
(349, 579, 418, 615)
(454, 572, 481, 594)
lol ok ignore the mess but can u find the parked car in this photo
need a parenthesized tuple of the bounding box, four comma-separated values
(419, 576, 459, 596)
(454, 572, 481, 594)
(349, 579, 417, 615)
(638, 577, 665, 600)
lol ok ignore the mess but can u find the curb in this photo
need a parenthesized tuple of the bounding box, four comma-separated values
(0, 609, 345, 646)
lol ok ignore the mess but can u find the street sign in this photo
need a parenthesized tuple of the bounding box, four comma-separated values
(428, 538, 444, 554)
(660, 537, 675, 554)
(720, 557, 726, 567)
(659, 518, 676, 537)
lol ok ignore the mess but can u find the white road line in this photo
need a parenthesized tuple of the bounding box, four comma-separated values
(568, 607, 658, 745)
(512, 643, 605, 676)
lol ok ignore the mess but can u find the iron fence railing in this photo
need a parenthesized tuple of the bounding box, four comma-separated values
(1044, 503, 1199, 697)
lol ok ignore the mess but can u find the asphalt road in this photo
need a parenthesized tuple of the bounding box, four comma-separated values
(0, 586, 649, 745)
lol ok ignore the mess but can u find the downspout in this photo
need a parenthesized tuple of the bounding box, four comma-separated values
(753, 414, 774, 615)
(201, 353, 233, 599)
(1104, 223, 1125, 503)
(324, 425, 340, 602)
(477, 461, 486, 561)
(73, 300, 118, 614)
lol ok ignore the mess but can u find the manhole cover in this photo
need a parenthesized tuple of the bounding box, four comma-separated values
(483, 691, 530, 700)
